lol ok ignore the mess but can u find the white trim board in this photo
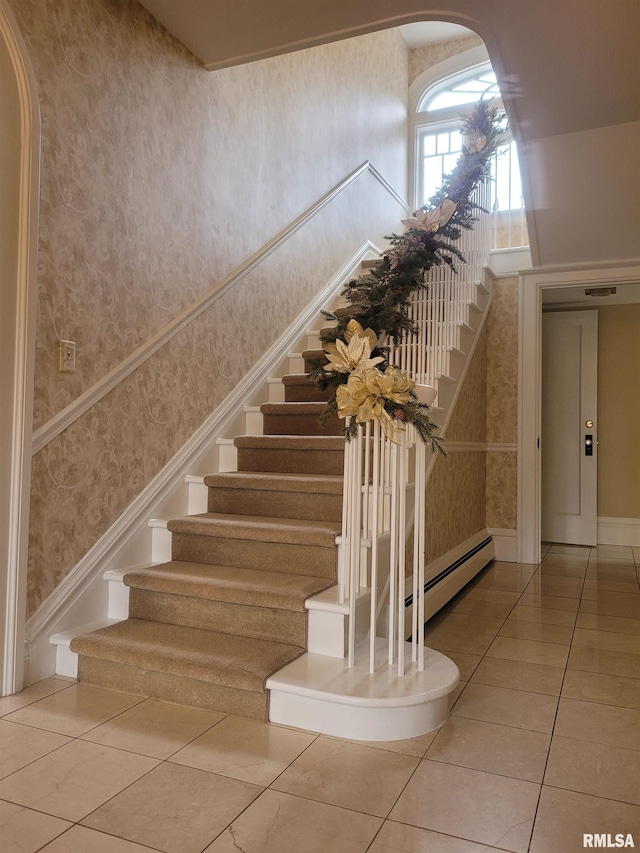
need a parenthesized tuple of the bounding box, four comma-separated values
(487, 528, 518, 563)
(518, 261, 640, 565)
(24, 242, 380, 683)
(597, 518, 640, 547)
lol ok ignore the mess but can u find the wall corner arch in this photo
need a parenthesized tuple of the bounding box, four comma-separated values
(0, 0, 40, 695)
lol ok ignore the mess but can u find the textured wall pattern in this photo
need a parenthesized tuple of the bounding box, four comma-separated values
(446, 325, 487, 443)
(425, 452, 486, 563)
(486, 277, 518, 532)
(486, 451, 518, 529)
(424, 325, 488, 563)
(486, 277, 518, 444)
(408, 34, 483, 85)
(10, 0, 410, 616)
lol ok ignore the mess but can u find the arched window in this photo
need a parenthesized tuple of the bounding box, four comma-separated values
(409, 47, 528, 249)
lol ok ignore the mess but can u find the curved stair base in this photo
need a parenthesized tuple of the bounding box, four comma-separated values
(266, 640, 459, 741)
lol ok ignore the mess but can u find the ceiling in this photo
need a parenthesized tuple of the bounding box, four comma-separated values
(138, 0, 640, 271)
(397, 22, 473, 48)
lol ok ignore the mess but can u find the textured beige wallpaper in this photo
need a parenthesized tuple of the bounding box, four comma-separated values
(597, 304, 640, 518)
(486, 277, 518, 443)
(486, 277, 519, 530)
(424, 325, 488, 563)
(425, 452, 486, 563)
(10, 0, 410, 616)
(594, 305, 639, 518)
(408, 35, 483, 85)
(446, 324, 487, 443)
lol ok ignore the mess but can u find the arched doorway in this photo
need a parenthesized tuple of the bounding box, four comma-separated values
(0, 0, 39, 695)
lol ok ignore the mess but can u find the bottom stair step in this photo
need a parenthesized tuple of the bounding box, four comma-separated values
(70, 618, 304, 720)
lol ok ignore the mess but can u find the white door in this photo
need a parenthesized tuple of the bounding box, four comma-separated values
(541, 310, 598, 545)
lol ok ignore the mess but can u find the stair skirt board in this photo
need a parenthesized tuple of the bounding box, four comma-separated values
(267, 641, 459, 741)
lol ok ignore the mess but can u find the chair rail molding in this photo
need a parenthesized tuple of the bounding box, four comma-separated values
(31, 161, 406, 456)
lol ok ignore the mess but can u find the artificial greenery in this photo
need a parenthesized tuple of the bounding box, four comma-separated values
(310, 101, 506, 450)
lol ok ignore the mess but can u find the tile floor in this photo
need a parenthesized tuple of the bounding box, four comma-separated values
(1, 544, 639, 853)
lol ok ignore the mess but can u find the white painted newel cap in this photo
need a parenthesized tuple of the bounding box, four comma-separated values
(414, 383, 437, 406)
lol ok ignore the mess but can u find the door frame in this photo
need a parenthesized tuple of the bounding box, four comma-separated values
(517, 262, 640, 565)
(0, 0, 39, 695)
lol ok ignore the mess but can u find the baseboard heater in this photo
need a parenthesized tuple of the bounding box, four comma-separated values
(404, 535, 493, 609)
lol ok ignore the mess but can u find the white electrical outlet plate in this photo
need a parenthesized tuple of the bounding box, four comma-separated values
(59, 339, 76, 373)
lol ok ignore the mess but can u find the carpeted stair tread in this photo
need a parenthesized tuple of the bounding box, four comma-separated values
(280, 375, 334, 403)
(204, 471, 343, 495)
(261, 402, 329, 415)
(70, 619, 303, 693)
(234, 435, 344, 451)
(123, 561, 334, 610)
(167, 512, 340, 547)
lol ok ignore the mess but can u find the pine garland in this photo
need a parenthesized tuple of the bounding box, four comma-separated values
(311, 102, 506, 450)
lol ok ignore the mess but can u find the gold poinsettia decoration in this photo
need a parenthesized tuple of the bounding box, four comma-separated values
(402, 199, 457, 233)
(336, 365, 415, 443)
(323, 319, 383, 375)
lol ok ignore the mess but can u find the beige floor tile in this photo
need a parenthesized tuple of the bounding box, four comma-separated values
(498, 618, 574, 645)
(40, 825, 155, 852)
(530, 786, 640, 853)
(451, 682, 558, 733)
(0, 720, 70, 779)
(592, 545, 634, 558)
(471, 570, 534, 593)
(426, 715, 550, 782)
(389, 760, 539, 852)
(341, 728, 438, 758)
(545, 736, 640, 804)
(576, 612, 640, 634)
(439, 649, 482, 681)
(0, 678, 73, 716)
(583, 578, 639, 594)
(3, 684, 142, 737)
(369, 820, 500, 852)
(568, 645, 640, 679)
(508, 604, 577, 627)
(460, 587, 521, 605)
(204, 789, 382, 853)
(562, 669, 640, 710)
(486, 636, 569, 668)
(538, 562, 587, 579)
(446, 597, 516, 619)
(470, 657, 564, 696)
(0, 800, 71, 853)
(518, 592, 579, 612)
(586, 565, 638, 582)
(0, 739, 158, 822)
(270, 735, 419, 817)
(580, 598, 640, 619)
(449, 680, 467, 709)
(554, 698, 640, 750)
(170, 714, 316, 785)
(580, 594, 640, 619)
(83, 761, 261, 853)
(423, 613, 504, 655)
(81, 698, 223, 759)
(572, 627, 640, 655)
(548, 545, 590, 557)
(524, 577, 583, 598)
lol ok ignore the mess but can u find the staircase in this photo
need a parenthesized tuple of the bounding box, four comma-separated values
(57, 249, 494, 738)
(70, 344, 348, 720)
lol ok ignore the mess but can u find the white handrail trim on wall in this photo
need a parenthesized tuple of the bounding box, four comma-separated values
(32, 161, 407, 455)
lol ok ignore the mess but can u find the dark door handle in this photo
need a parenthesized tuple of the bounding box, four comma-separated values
(585, 434, 593, 456)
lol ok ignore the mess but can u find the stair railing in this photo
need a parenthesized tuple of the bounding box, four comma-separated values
(337, 178, 491, 674)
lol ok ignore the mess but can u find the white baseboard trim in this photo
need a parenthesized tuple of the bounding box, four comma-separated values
(24, 242, 379, 683)
(487, 528, 518, 562)
(597, 517, 640, 547)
